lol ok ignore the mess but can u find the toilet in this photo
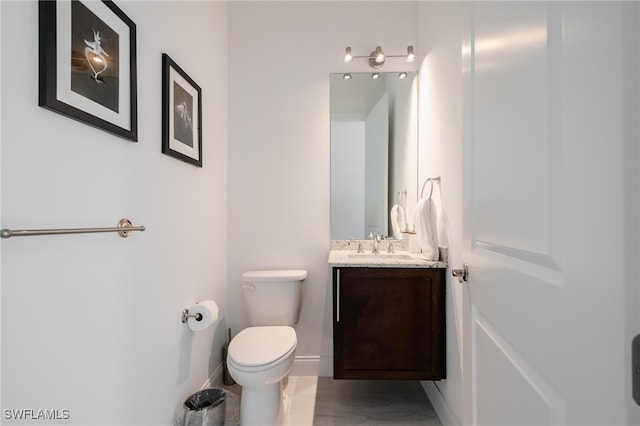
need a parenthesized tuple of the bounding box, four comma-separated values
(227, 269, 307, 426)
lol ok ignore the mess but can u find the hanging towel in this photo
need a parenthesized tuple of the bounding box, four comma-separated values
(390, 204, 406, 239)
(435, 182, 450, 250)
(414, 197, 439, 260)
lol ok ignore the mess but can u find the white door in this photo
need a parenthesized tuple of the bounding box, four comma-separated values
(461, 2, 639, 424)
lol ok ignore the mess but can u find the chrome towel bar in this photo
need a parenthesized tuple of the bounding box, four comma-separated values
(1, 218, 145, 239)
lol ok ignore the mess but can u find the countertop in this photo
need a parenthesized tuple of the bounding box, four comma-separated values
(328, 250, 447, 268)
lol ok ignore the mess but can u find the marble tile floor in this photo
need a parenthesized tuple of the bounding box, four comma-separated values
(222, 376, 443, 426)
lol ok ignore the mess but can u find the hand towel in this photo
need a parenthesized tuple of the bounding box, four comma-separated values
(435, 181, 451, 258)
(414, 197, 439, 260)
(390, 204, 406, 239)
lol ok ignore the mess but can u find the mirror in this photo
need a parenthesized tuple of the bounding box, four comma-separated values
(330, 72, 418, 240)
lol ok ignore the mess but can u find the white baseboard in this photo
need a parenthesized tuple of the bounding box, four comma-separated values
(205, 355, 330, 389)
(203, 363, 224, 389)
(421, 381, 460, 426)
(290, 355, 333, 377)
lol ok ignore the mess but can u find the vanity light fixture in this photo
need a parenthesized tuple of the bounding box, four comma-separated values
(343, 73, 352, 80)
(343, 45, 416, 69)
(399, 72, 408, 79)
(372, 73, 380, 80)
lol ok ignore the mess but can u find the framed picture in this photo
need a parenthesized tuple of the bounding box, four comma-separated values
(39, 0, 138, 142)
(162, 54, 202, 167)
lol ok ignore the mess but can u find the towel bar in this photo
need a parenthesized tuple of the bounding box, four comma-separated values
(0, 218, 145, 239)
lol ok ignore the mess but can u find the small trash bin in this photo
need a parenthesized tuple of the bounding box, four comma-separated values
(177, 388, 239, 426)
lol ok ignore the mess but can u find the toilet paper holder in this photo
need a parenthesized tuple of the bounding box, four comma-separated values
(181, 308, 203, 323)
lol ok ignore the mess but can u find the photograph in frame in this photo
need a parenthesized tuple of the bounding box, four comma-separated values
(39, 0, 137, 142)
(162, 53, 202, 167)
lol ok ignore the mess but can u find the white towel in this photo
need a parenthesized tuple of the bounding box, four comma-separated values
(414, 197, 439, 260)
(437, 205, 450, 250)
(390, 204, 406, 239)
(434, 182, 449, 250)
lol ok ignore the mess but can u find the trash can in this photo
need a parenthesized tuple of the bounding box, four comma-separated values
(177, 388, 240, 426)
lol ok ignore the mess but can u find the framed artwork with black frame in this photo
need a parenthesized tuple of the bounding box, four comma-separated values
(162, 54, 202, 167)
(39, 0, 138, 142)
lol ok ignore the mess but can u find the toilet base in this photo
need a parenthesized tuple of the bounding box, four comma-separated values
(239, 381, 283, 426)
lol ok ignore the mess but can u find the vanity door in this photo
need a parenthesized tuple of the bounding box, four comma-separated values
(333, 267, 446, 380)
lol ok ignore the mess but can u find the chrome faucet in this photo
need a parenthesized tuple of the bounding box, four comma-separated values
(371, 234, 381, 255)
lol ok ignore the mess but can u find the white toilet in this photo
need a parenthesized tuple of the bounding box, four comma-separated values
(227, 269, 307, 426)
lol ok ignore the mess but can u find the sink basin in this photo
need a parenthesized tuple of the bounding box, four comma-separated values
(328, 249, 443, 267)
(347, 253, 414, 261)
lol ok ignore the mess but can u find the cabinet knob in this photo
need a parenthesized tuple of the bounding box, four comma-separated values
(452, 264, 469, 283)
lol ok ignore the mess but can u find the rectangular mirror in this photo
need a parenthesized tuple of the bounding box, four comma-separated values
(330, 72, 418, 240)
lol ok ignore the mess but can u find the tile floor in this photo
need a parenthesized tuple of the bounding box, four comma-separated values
(224, 376, 443, 426)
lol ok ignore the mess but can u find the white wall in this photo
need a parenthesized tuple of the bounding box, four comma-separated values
(364, 93, 389, 237)
(330, 121, 365, 240)
(1, 1, 228, 424)
(417, 2, 468, 425)
(388, 73, 418, 233)
(227, 1, 417, 375)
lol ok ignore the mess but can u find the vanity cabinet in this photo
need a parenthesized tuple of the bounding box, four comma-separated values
(333, 267, 446, 380)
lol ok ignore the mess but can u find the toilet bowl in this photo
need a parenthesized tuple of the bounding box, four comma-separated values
(226, 270, 306, 426)
(227, 326, 296, 426)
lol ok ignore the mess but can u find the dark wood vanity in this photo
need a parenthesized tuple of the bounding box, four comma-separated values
(332, 267, 446, 380)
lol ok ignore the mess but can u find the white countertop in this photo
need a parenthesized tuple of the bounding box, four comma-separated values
(328, 250, 447, 268)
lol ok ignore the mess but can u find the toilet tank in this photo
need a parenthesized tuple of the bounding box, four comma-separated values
(241, 270, 307, 326)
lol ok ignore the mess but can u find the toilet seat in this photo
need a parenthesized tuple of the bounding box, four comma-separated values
(228, 326, 296, 372)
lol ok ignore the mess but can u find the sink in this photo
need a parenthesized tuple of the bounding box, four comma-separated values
(347, 253, 414, 261)
(329, 249, 444, 267)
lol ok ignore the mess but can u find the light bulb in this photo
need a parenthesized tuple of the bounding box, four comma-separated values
(406, 46, 416, 62)
(343, 47, 353, 63)
(374, 46, 385, 64)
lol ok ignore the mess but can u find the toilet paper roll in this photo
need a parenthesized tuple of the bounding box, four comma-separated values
(187, 300, 219, 331)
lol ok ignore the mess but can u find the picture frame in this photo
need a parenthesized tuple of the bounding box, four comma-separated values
(162, 54, 203, 167)
(39, 0, 138, 142)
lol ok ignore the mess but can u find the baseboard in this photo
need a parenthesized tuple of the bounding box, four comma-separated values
(202, 363, 224, 389)
(206, 356, 329, 387)
(421, 381, 460, 426)
(290, 355, 333, 377)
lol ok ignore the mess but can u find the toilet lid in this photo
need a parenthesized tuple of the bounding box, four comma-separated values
(228, 326, 296, 367)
